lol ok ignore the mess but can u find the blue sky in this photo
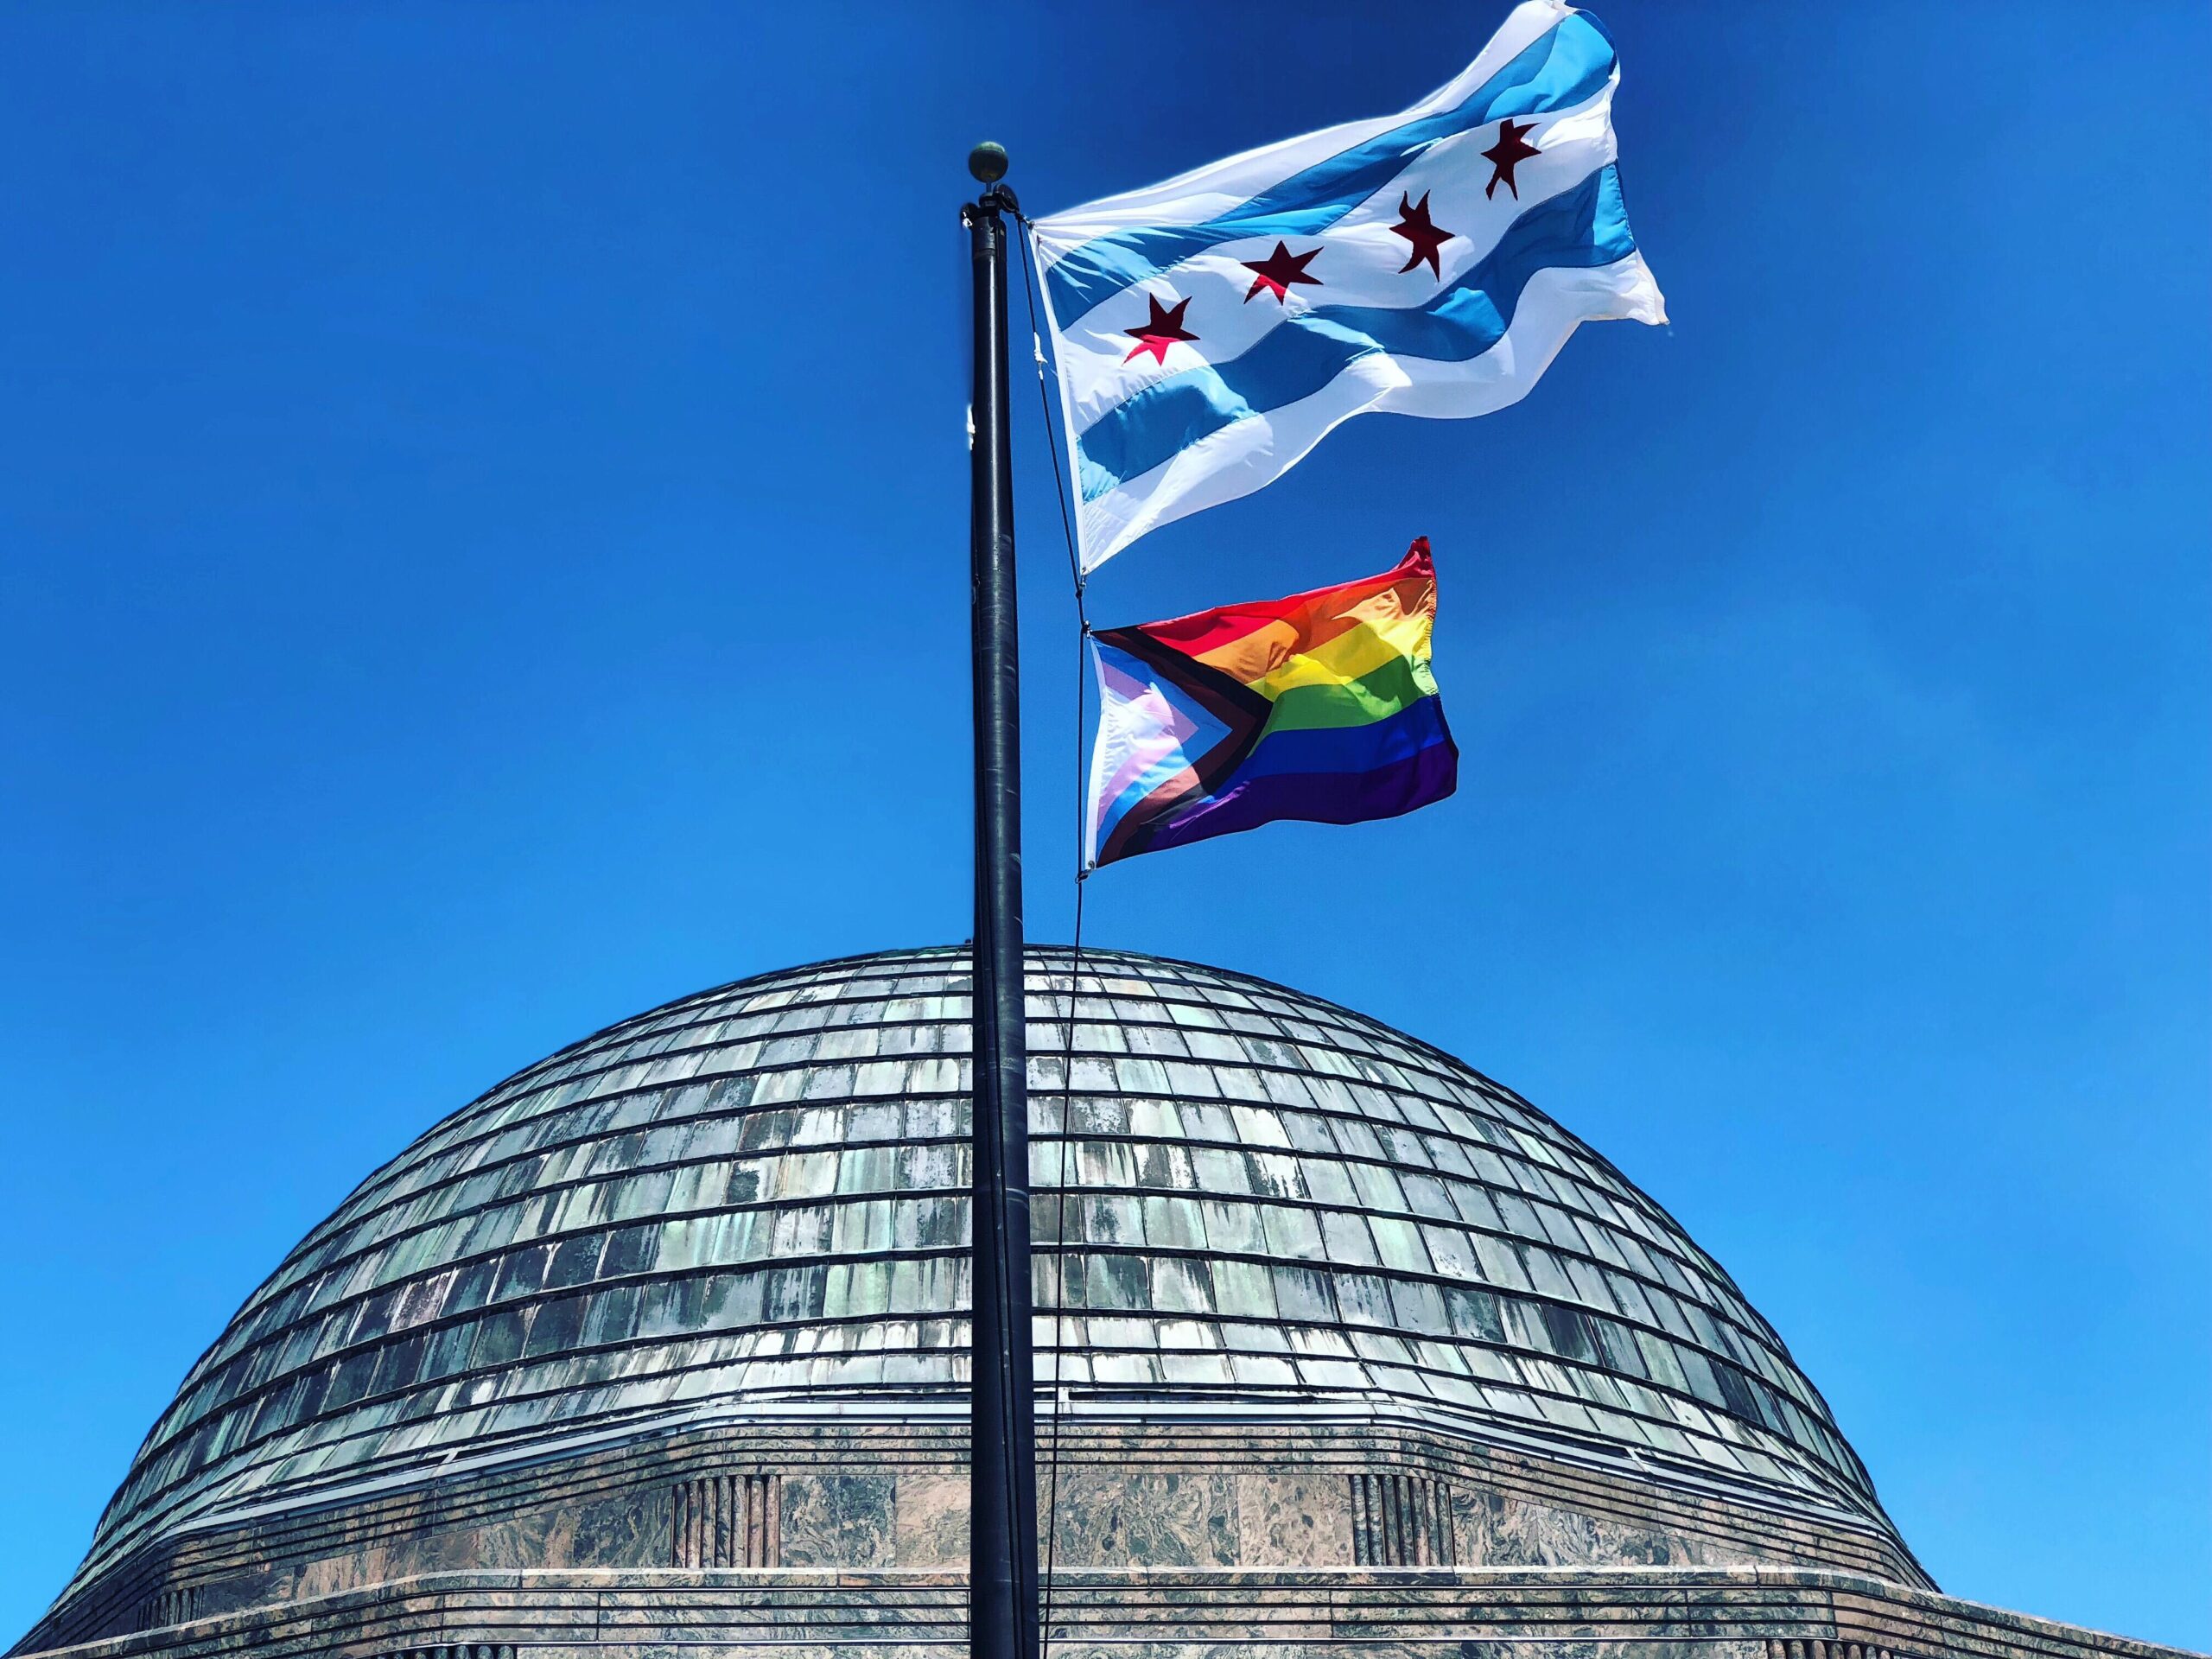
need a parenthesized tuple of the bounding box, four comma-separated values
(2, 1, 2205, 1647)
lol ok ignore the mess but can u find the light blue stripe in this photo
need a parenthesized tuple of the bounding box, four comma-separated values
(1093, 639, 1230, 843)
(1077, 163, 1636, 504)
(1044, 12, 1615, 329)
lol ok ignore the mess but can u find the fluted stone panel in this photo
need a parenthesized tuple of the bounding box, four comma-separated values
(1349, 1471, 1456, 1566)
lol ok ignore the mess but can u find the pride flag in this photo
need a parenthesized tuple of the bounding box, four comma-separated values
(1085, 540, 1458, 868)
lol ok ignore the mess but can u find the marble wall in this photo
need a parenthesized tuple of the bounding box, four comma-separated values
(26, 1417, 1921, 1656)
(156, 1452, 1730, 1624)
(1452, 1486, 1726, 1569)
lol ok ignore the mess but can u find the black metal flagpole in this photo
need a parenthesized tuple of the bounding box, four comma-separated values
(961, 142, 1039, 1659)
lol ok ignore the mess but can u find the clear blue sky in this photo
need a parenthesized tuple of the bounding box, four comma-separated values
(2, 2, 2205, 1648)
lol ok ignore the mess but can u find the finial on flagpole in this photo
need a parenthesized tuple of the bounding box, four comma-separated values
(968, 141, 1009, 184)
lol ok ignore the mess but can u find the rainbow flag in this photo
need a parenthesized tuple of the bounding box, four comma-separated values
(1085, 540, 1458, 867)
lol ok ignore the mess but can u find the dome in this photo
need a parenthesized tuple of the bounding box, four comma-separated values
(51, 945, 1911, 1630)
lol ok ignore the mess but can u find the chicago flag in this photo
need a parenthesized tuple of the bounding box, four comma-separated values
(1030, 2, 1666, 571)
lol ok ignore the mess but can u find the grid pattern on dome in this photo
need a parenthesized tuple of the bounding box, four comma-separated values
(77, 946, 1886, 1592)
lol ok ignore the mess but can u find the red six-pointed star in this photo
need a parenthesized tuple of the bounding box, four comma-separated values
(1482, 117, 1541, 200)
(1389, 191, 1454, 279)
(1123, 291, 1199, 365)
(1240, 240, 1323, 304)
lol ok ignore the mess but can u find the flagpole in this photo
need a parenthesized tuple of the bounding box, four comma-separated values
(962, 143, 1039, 1659)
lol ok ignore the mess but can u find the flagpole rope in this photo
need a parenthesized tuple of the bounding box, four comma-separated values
(1014, 214, 1085, 601)
(1014, 212, 1086, 1659)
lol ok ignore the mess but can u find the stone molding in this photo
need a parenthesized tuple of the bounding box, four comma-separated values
(13, 1568, 2199, 1659)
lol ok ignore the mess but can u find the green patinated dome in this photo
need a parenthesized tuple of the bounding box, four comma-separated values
(61, 945, 1905, 1617)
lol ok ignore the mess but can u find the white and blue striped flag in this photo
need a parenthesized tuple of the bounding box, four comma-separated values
(1030, 1, 1665, 571)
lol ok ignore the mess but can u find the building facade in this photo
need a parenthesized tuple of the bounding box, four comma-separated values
(11, 947, 2192, 1659)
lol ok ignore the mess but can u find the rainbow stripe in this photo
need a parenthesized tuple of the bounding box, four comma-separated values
(1085, 540, 1458, 867)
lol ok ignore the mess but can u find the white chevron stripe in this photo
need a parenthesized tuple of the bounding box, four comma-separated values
(1076, 253, 1662, 569)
